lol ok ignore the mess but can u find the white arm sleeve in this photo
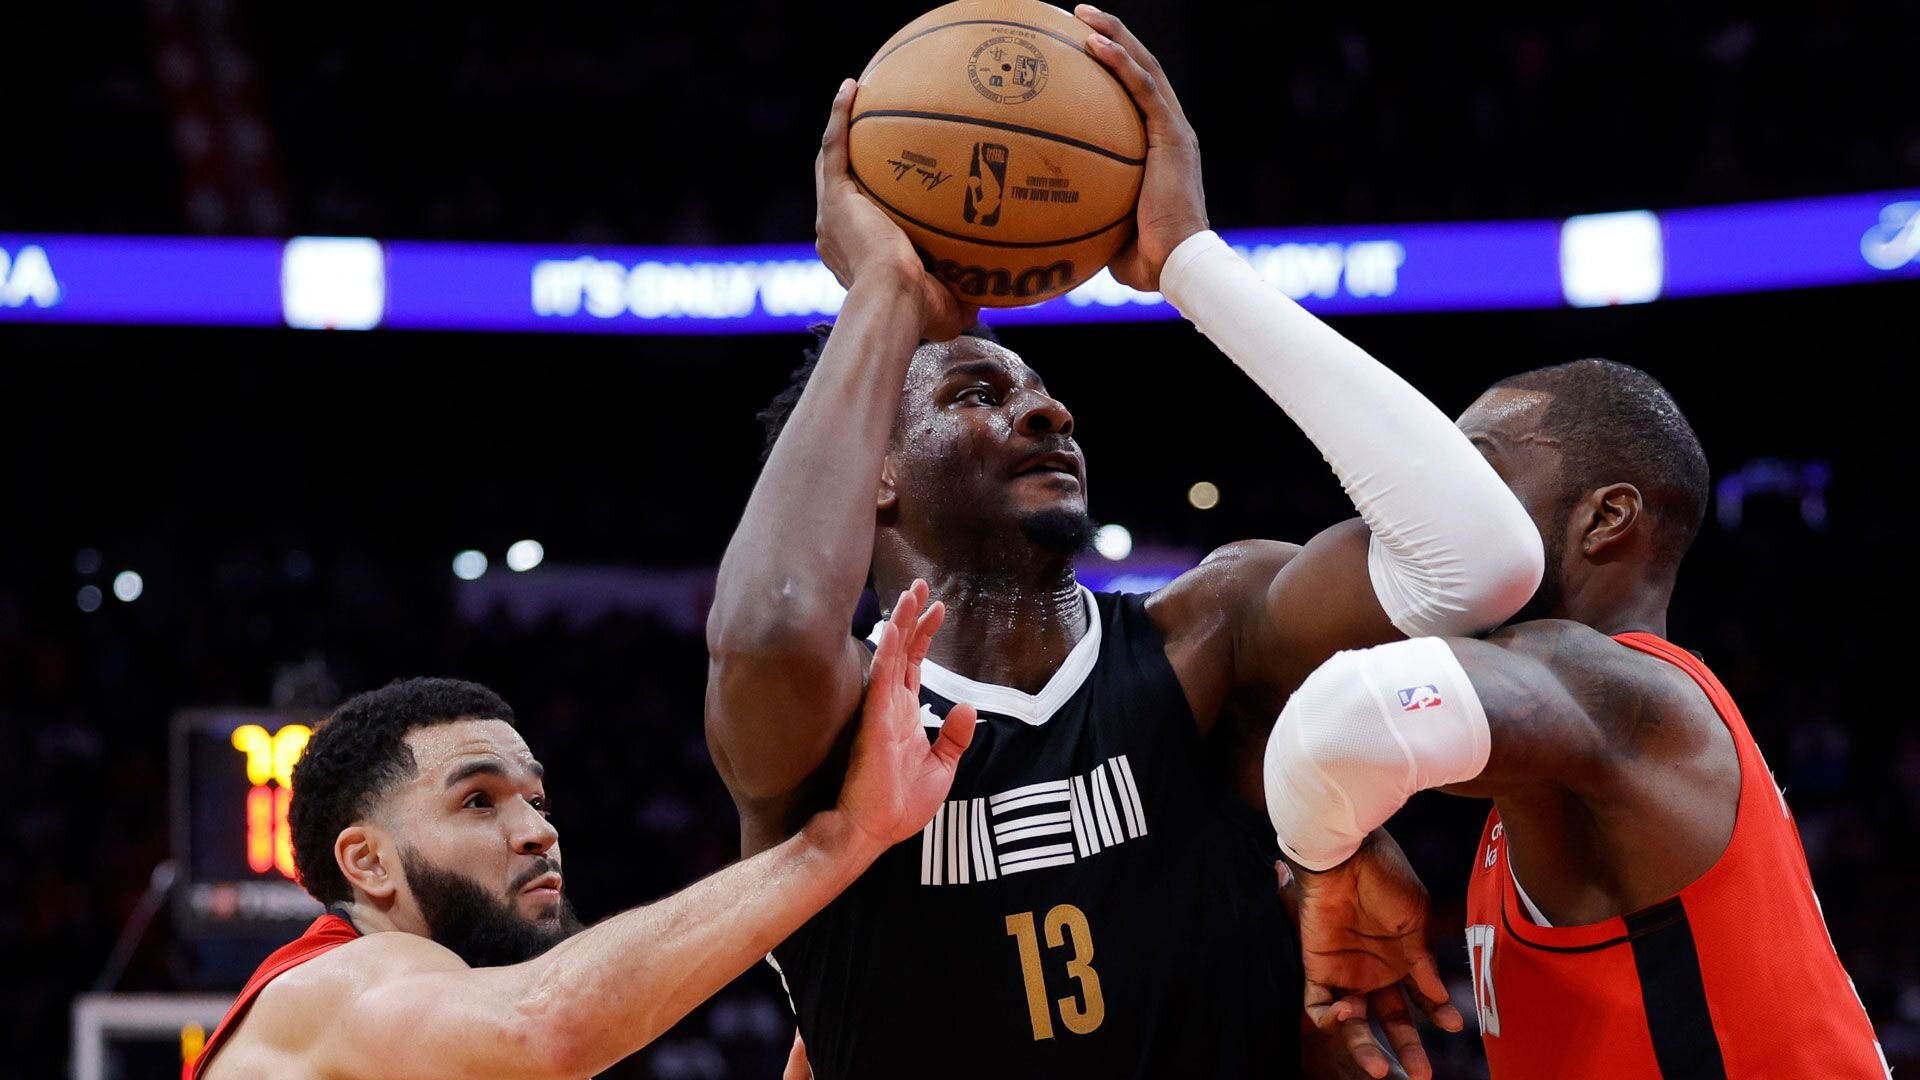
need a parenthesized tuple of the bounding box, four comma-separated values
(1158, 231, 1543, 637)
(1264, 637, 1492, 870)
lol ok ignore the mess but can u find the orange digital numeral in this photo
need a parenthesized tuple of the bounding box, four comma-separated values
(246, 785, 274, 874)
(233, 724, 312, 880)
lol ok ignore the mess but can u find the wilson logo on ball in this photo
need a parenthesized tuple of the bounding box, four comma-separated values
(965, 143, 1010, 227)
(927, 256, 1074, 300)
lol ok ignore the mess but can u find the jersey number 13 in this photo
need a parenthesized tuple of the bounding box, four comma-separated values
(1005, 905, 1106, 1040)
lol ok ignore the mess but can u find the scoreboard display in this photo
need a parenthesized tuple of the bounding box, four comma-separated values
(170, 710, 324, 937)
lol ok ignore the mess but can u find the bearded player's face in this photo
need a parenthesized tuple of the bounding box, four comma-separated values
(886, 337, 1094, 555)
(1458, 387, 1575, 625)
(387, 720, 582, 966)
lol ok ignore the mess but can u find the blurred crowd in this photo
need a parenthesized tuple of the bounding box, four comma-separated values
(13, 4, 1918, 240)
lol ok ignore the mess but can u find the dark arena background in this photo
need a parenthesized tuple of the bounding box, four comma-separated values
(6, 3, 1918, 1077)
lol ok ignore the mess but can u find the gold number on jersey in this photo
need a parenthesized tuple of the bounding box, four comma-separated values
(1004, 904, 1107, 1040)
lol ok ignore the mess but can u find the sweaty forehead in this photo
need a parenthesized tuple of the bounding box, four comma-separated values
(1458, 387, 1554, 441)
(909, 336, 1037, 389)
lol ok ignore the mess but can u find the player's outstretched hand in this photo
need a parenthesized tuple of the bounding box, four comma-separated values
(1076, 5, 1207, 293)
(815, 79, 979, 341)
(838, 580, 979, 849)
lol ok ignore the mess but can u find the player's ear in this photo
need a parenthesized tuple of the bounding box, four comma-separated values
(877, 455, 900, 515)
(336, 824, 398, 902)
(1582, 482, 1642, 559)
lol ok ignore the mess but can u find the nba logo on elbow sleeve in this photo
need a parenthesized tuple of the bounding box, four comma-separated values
(1397, 685, 1443, 711)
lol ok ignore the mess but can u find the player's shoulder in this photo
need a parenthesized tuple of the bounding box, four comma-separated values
(1481, 619, 1712, 728)
(255, 929, 465, 1014)
(1145, 537, 1304, 629)
(1482, 617, 1618, 662)
(211, 931, 465, 1076)
(1485, 619, 1678, 681)
(1142, 540, 1302, 649)
(1195, 538, 1307, 576)
(1150, 539, 1304, 610)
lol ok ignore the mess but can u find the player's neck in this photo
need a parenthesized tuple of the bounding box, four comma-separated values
(895, 564, 1087, 695)
(1564, 571, 1670, 637)
(339, 896, 415, 938)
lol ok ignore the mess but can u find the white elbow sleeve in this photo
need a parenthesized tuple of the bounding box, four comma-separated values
(1264, 637, 1492, 871)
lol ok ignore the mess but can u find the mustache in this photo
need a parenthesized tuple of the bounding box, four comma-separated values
(1012, 435, 1082, 471)
(507, 854, 563, 894)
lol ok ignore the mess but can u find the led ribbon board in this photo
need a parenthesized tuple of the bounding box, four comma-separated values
(4, 191, 1915, 333)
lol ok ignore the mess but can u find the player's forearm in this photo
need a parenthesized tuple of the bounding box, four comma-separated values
(708, 273, 920, 655)
(513, 810, 882, 1077)
(1160, 233, 1541, 637)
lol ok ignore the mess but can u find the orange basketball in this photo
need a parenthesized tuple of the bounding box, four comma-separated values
(847, 0, 1146, 307)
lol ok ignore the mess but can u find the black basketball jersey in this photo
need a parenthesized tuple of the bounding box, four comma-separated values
(771, 588, 1300, 1079)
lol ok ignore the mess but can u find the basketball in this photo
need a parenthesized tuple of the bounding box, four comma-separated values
(847, 0, 1147, 307)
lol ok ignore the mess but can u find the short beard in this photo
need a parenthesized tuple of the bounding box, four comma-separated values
(401, 848, 583, 968)
(1017, 507, 1096, 556)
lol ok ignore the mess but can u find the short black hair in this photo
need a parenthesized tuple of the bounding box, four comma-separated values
(290, 677, 517, 905)
(1491, 358, 1710, 568)
(757, 320, 1002, 462)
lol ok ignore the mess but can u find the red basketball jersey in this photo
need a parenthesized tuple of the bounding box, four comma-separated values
(185, 913, 360, 1079)
(1463, 633, 1888, 1078)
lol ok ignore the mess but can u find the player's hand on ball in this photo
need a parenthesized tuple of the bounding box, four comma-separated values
(837, 580, 978, 850)
(1076, 5, 1207, 293)
(815, 79, 979, 341)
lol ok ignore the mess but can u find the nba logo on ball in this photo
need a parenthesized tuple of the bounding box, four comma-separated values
(965, 143, 1009, 227)
(845, 0, 1146, 305)
(1398, 685, 1443, 711)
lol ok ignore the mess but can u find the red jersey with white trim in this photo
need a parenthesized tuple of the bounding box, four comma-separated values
(1462, 632, 1887, 1079)
(185, 913, 360, 1079)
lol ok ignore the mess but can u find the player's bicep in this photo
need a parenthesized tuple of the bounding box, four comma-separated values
(1242, 519, 1398, 698)
(1439, 635, 1606, 799)
(703, 633, 871, 805)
